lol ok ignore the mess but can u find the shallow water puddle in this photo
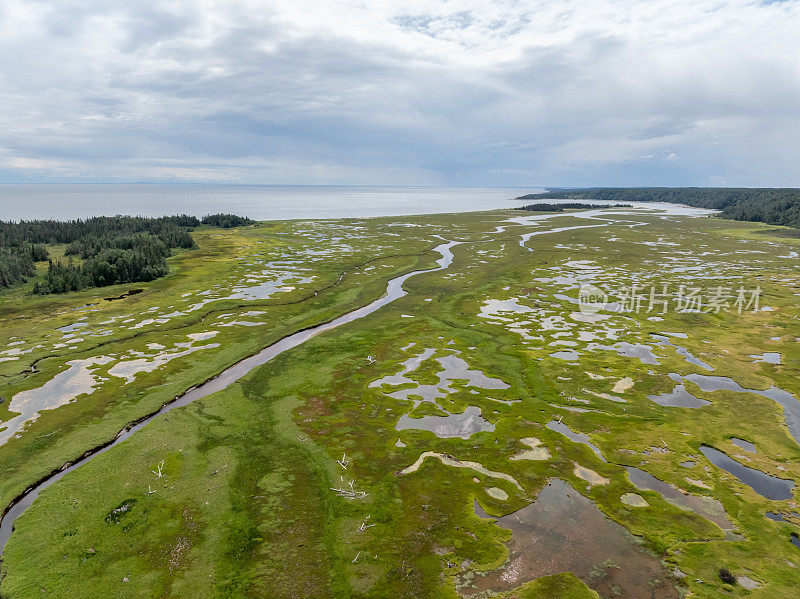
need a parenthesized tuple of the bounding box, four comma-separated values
(369, 348, 436, 388)
(699, 446, 794, 500)
(549, 349, 580, 361)
(588, 342, 662, 365)
(647, 382, 710, 408)
(462, 479, 678, 598)
(614, 342, 662, 364)
(764, 511, 795, 522)
(370, 347, 508, 437)
(625, 467, 734, 530)
(55, 320, 89, 335)
(730, 438, 757, 453)
(435, 354, 509, 390)
(395, 405, 494, 439)
(0, 356, 113, 446)
(546, 420, 606, 461)
(651, 335, 713, 371)
(685, 375, 800, 447)
(750, 352, 782, 365)
(108, 341, 221, 384)
(478, 298, 535, 321)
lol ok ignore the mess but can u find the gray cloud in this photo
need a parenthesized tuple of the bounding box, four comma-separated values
(0, 0, 799, 185)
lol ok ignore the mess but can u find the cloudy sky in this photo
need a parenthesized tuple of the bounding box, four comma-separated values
(1, 0, 799, 187)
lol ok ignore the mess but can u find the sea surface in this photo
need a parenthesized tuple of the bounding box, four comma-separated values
(0, 185, 538, 221)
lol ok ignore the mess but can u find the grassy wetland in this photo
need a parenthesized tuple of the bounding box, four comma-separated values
(1, 205, 799, 598)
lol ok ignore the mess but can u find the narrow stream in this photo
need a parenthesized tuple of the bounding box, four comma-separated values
(0, 241, 459, 556)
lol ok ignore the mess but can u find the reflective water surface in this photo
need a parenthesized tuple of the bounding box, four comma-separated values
(699, 446, 794, 500)
(462, 479, 678, 598)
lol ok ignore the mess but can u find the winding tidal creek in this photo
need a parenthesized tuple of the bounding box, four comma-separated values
(0, 242, 459, 557)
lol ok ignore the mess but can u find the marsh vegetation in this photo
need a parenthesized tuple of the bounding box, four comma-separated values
(0, 204, 798, 598)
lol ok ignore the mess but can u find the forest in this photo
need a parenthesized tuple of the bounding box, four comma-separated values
(517, 202, 631, 212)
(0, 214, 253, 293)
(519, 188, 800, 228)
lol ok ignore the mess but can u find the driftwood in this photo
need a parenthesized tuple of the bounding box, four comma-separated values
(330, 477, 367, 500)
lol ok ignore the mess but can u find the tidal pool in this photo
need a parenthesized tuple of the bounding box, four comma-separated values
(478, 298, 535, 321)
(463, 479, 678, 598)
(750, 352, 782, 365)
(370, 349, 509, 408)
(371, 347, 509, 435)
(549, 350, 580, 361)
(625, 467, 734, 530)
(435, 354, 510, 390)
(187, 331, 219, 342)
(395, 405, 494, 439)
(674, 346, 713, 370)
(369, 348, 436, 388)
(684, 374, 800, 447)
(699, 446, 794, 500)
(730, 438, 757, 453)
(765, 511, 788, 522)
(647, 383, 710, 408)
(108, 343, 221, 384)
(651, 334, 713, 371)
(0, 356, 113, 446)
(592, 342, 662, 365)
(55, 320, 89, 334)
(224, 275, 311, 301)
(546, 420, 606, 462)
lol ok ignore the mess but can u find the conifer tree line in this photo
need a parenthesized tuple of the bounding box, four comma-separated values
(516, 202, 631, 212)
(518, 188, 800, 228)
(0, 214, 253, 293)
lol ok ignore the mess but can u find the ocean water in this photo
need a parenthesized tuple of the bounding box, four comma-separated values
(0, 185, 537, 221)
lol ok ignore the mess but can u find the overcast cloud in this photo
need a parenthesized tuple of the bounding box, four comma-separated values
(1, 0, 799, 186)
